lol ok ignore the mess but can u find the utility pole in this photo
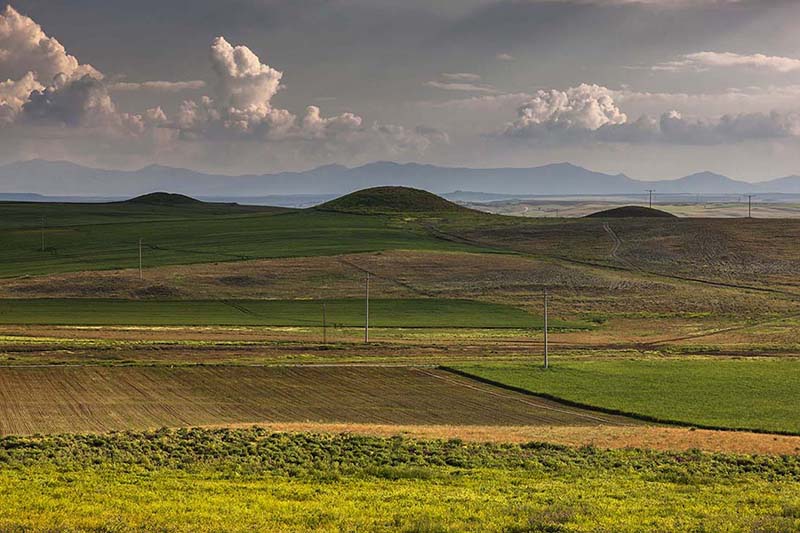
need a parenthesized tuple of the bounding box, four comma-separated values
(322, 302, 327, 344)
(646, 189, 655, 209)
(364, 272, 370, 344)
(543, 288, 549, 369)
(40, 216, 46, 252)
(138, 238, 143, 280)
(747, 195, 753, 219)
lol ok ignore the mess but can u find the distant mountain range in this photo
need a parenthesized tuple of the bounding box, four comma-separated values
(1, 159, 800, 199)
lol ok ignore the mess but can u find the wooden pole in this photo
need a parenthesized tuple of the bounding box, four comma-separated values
(138, 238, 143, 280)
(544, 288, 549, 369)
(322, 302, 327, 344)
(364, 272, 370, 344)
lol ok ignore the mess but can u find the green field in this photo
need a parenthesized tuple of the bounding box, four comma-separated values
(453, 359, 800, 434)
(0, 204, 486, 277)
(0, 297, 586, 328)
(0, 428, 797, 532)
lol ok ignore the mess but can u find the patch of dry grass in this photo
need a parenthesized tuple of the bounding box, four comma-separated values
(215, 422, 800, 455)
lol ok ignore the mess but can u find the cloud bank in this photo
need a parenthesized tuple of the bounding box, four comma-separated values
(0, 5, 443, 162)
(502, 83, 800, 145)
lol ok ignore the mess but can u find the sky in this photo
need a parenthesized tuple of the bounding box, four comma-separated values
(2, 0, 800, 180)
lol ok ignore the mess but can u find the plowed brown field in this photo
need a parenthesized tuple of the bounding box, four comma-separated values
(0, 366, 634, 435)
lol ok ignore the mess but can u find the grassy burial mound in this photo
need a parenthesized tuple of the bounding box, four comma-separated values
(121, 192, 206, 206)
(316, 186, 470, 214)
(585, 206, 677, 218)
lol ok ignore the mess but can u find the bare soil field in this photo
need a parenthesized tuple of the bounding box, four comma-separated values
(0, 366, 634, 435)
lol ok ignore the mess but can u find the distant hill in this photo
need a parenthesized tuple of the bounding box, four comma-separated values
(124, 192, 204, 206)
(2, 159, 800, 198)
(0, 192, 50, 202)
(317, 186, 468, 214)
(586, 206, 677, 218)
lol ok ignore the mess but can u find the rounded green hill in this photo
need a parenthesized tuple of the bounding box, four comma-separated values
(124, 192, 203, 206)
(585, 206, 676, 218)
(316, 186, 468, 214)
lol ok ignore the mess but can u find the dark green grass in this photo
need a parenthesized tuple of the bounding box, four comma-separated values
(0, 428, 797, 532)
(0, 204, 487, 277)
(0, 298, 586, 328)
(454, 360, 800, 434)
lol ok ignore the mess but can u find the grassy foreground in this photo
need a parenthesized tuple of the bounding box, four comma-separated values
(0, 428, 798, 532)
(453, 359, 800, 434)
(0, 297, 586, 328)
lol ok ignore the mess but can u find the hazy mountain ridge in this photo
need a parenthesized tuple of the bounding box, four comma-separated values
(1, 159, 799, 198)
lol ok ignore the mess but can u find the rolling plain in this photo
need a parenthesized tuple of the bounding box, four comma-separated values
(0, 189, 799, 531)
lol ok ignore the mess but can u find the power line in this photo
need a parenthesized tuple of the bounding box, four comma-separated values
(645, 189, 655, 209)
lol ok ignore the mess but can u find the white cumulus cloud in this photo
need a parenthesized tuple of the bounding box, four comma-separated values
(0, 7, 446, 161)
(0, 5, 100, 83)
(174, 36, 443, 154)
(174, 36, 360, 141)
(0, 70, 40, 122)
(501, 83, 800, 145)
(504, 84, 627, 136)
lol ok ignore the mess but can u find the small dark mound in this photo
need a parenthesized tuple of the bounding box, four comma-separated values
(585, 206, 676, 218)
(316, 186, 468, 214)
(124, 192, 202, 206)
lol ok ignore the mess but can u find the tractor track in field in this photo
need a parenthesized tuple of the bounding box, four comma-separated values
(639, 311, 800, 347)
(223, 301, 258, 316)
(603, 223, 622, 260)
(602, 222, 640, 272)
